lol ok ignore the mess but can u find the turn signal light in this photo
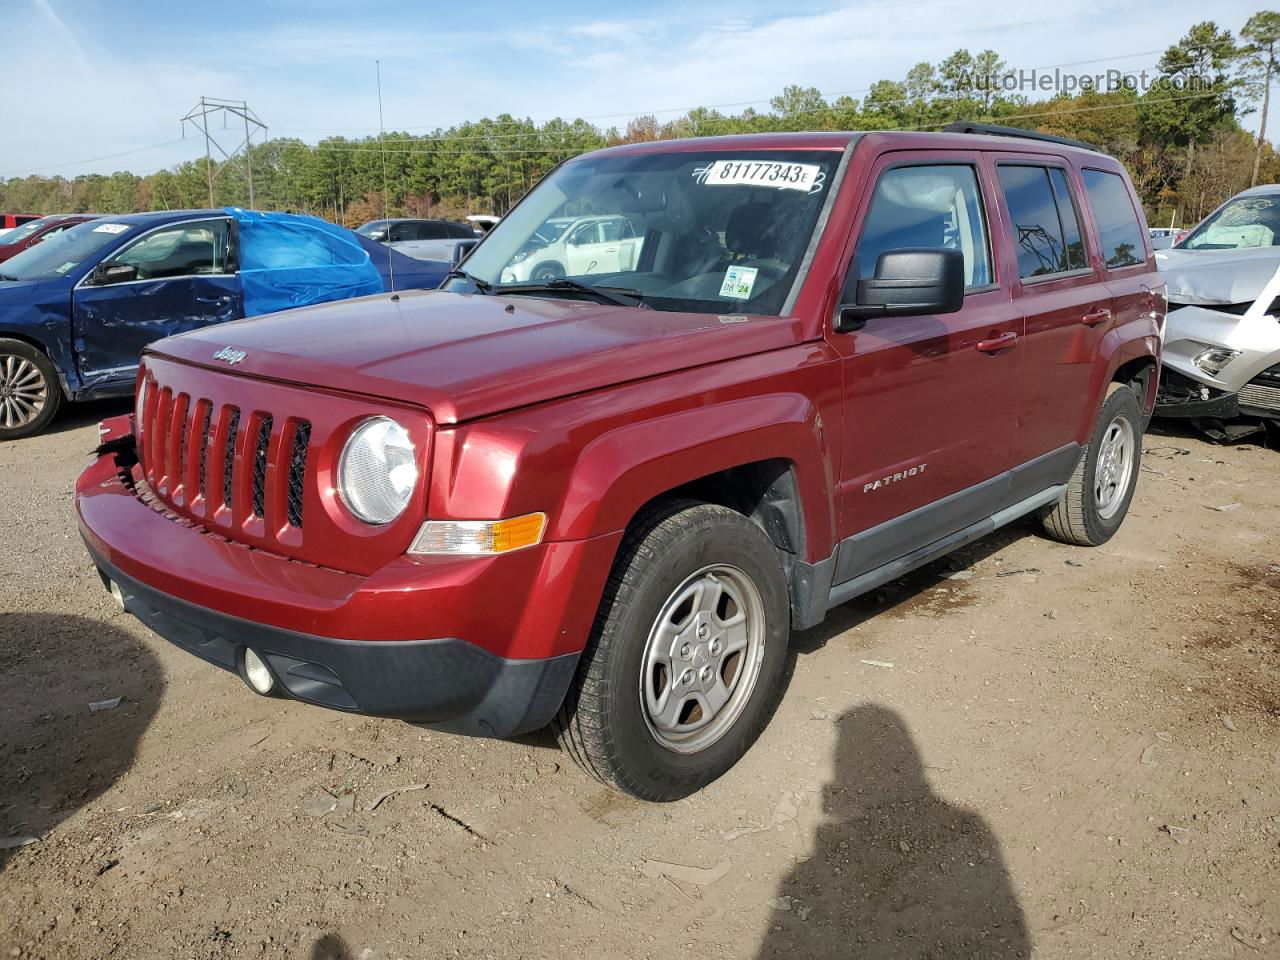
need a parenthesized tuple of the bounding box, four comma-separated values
(408, 512, 547, 556)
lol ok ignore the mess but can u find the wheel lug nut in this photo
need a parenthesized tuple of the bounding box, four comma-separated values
(697, 623, 710, 640)
(699, 666, 713, 682)
(681, 669, 694, 685)
(680, 644, 691, 659)
(710, 639, 722, 655)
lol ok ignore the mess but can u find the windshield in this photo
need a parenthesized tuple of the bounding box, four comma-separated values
(1182, 194, 1280, 250)
(0, 220, 130, 281)
(0, 217, 54, 246)
(456, 148, 843, 315)
(356, 221, 388, 240)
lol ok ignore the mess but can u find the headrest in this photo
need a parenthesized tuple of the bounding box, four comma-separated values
(726, 201, 783, 259)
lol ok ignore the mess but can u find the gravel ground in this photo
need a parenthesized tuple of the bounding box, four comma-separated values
(1, 400, 1278, 960)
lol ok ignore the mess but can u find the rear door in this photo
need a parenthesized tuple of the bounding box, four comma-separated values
(72, 218, 241, 385)
(991, 157, 1112, 473)
(829, 151, 1023, 584)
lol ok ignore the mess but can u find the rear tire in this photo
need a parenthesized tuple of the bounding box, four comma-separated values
(0, 338, 61, 441)
(1041, 384, 1143, 546)
(556, 500, 789, 801)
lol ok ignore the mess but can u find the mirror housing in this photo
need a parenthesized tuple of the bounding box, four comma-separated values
(92, 263, 138, 286)
(451, 239, 478, 265)
(834, 248, 965, 332)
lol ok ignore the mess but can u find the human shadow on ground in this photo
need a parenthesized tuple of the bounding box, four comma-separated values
(0, 613, 162, 871)
(309, 932, 354, 959)
(755, 704, 1030, 960)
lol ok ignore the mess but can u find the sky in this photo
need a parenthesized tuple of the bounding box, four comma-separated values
(1, 0, 1271, 179)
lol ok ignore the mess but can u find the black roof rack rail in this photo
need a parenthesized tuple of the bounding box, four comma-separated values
(941, 121, 1104, 154)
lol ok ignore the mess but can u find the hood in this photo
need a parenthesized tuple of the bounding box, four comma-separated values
(1156, 246, 1280, 305)
(147, 289, 810, 424)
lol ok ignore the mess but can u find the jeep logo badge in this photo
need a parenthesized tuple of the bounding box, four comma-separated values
(213, 346, 246, 365)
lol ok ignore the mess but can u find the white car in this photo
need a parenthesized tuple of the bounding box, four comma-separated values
(355, 219, 475, 262)
(500, 215, 644, 284)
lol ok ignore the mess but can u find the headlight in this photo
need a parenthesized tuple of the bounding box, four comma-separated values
(337, 417, 418, 524)
(1192, 347, 1240, 377)
(510, 250, 531, 264)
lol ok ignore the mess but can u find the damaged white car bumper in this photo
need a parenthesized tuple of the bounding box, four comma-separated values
(1155, 247, 1280, 420)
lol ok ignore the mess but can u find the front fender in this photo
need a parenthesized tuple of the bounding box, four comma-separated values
(0, 279, 77, 394)
(558, 391, 837, 561)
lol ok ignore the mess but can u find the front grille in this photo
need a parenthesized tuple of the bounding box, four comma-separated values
(197, 404, 213, 497)
(132, 356, 427, 575)
(287, 422, 311, 528)
(223, 408, 240, 508)
(1239, 381, 1280, 413)
(251, 416, 273, 518)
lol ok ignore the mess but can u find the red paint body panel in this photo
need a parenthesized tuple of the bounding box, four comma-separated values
(75, 131, 1164, 727)
(0, 214, 95, 263)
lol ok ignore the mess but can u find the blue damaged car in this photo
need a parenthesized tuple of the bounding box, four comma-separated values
(0, 208, 449, 439)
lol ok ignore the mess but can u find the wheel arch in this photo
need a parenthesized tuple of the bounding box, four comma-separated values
(0, 328, 73, 398)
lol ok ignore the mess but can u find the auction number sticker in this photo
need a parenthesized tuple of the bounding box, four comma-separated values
(719, 264, 758, 300)
(93, 223, 130, 234)
(694, 159, 824, 193)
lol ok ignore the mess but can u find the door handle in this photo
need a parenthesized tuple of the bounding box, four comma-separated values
(196, 295, 231, 305)
(604, 247, 618, 253)
(975, 331, 1018, 353)
(1082, 307, 1113, 326)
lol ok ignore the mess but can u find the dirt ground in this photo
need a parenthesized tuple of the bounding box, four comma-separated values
(1, 399, 1278, 960)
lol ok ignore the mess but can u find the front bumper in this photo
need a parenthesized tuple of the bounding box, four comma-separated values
(89, 550, 576, 735)
(76, 427, 621, 736)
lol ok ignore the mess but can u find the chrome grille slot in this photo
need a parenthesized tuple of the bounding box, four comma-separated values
(251, 415, 273, 518)
(287, 421, 311, 528)
(222, 407, 240, 509)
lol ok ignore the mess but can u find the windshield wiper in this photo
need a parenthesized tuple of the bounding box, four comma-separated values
(496, 278, 646, 308)
(444, 268, 492, 293)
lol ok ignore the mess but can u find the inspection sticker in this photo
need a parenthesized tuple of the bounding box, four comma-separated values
(694, 159, 824, 193)
(92, 223, 130, 234)
(719, 264, 758, 300)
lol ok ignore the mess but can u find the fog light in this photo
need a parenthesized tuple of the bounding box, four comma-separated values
(107, 580, 125, 610)
(242, 649, 276, 695)
(1192, 347, 1241, 377)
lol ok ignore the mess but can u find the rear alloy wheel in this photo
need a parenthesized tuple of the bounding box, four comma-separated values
(0, 339, 61, 441)
(1041, 384, 1143, 546)
(556, 500, 789, 801)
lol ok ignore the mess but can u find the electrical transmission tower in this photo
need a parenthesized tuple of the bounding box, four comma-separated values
(180, 97, 268, 209)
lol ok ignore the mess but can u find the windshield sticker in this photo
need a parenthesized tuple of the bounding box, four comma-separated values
(92, 223, 130, 234)
(719, 265, 758, 300)
(56, 261, 77, 274)
(694, 159, 824, 194)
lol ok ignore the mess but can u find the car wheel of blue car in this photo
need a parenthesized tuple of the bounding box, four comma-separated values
(0, 338, 61, 441)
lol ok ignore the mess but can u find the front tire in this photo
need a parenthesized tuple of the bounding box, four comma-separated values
(0, 338, 61, 441)
(1041, 384, 1143, 546)
(531, 262, 564, 282)
(556, 501, 789, 801)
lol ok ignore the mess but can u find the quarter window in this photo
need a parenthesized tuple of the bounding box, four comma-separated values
(110, 220, 231, 280)
(855, 165, 992, 289)
(1081, 169, 1146, 268)
(997, 165, 1087, 279)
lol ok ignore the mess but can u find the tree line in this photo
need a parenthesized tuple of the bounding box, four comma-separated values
(4, 13, 1280, 230)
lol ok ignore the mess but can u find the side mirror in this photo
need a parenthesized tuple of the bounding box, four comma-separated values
(92, 263, 138, 285)
(835, 248, 965, 332)
(451, 239, 478, 265)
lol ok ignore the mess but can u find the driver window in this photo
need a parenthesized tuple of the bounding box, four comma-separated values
(569, 222, 600, 246)
(111, 220, 231, 280)
(855, 165, 992, 289)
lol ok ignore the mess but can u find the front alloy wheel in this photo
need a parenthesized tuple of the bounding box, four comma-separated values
(640, 564, 766, 755)
(0, 339, 61, 440)
(556, 500, 789, 801)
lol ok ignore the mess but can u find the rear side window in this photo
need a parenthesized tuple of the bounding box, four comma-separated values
(855, 164, 992, 289)
(1081, 169, 1146, 268)
(417, 223, 449, 240)
(997, 165, 1087, 279)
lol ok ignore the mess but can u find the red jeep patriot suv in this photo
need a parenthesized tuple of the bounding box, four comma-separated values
(77, 126, 1164, 801)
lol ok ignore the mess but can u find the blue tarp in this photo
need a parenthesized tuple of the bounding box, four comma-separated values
(228, 207, 385, 317)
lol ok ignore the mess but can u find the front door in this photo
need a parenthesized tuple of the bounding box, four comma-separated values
(72, 218, 241, 386)
(829, 154, 1023, 584)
